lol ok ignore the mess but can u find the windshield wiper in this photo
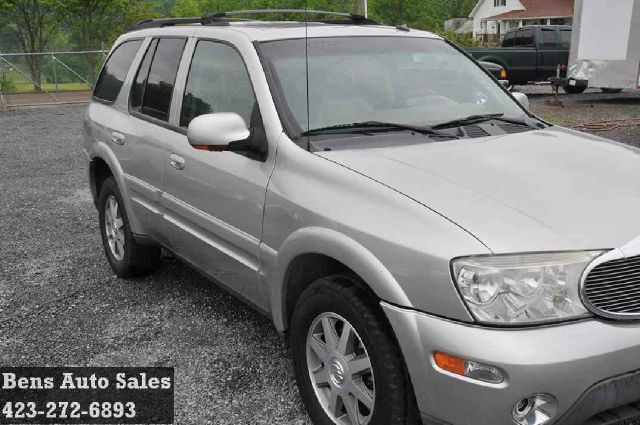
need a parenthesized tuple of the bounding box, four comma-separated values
(431, 114, 539, 130)
(301, 121, 457, 137)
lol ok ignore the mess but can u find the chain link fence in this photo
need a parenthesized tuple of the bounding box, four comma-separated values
(0, 50, 107, 107)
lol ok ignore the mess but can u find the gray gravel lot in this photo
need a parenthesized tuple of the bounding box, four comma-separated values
(523, 85, 640, 147)
(0, 105, 309, 424)
(0, 88, 639, 425)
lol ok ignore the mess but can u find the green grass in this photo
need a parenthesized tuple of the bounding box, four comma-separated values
(10, 82, 91, 93)
(2, 69, 93, 94)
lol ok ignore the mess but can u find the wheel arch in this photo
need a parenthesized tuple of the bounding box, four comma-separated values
(89, 157, 113, 209)
(88, 142, 144, 235)
(477, 56, 509, 70)
(268, 227, 412, 332)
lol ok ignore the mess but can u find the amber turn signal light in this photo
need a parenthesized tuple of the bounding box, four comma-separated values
(433, 352, 465, 375)
(433, 352, 504, 384)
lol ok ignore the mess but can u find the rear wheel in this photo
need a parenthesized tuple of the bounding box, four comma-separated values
(98, 177, 161, 278)
(562, 84, 587, 94)
(601, 88, 623, 94)
(290, 274, 419, 425)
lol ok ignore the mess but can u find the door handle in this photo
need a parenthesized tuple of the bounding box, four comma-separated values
(169, 154, 185, 170)
(110, 132, 125, 145)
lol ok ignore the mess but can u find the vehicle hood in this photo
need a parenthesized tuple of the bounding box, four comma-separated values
(317, 127, 640, 253)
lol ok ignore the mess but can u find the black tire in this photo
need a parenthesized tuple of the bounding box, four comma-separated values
(562, 84, 587, 94)
(601, 88, 623, 94)
(290, 274, 419, 425)
(98, 177, 161, 278)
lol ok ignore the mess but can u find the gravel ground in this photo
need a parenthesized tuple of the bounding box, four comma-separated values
(0, 105, 309, 424)
(0, 88, 638, 425)
(522, 85, 640, 147)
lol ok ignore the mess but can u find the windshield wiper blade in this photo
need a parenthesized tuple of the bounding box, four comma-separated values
(431, 114, 505, 130)
(301, 121, 457, 137)
(431, 114, 539, 130)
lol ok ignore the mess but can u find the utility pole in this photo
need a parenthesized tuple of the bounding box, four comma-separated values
(358, 0, 368, 17)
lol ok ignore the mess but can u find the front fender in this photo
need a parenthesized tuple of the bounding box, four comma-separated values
(266, 226, 412, 332)
(477, 56, 509, 69)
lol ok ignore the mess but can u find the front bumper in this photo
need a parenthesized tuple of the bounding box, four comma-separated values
(381, 302, 640, 425)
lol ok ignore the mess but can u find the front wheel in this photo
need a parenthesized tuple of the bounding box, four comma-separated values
(98, 177, 161, 278)
(290, 274, 419, 425)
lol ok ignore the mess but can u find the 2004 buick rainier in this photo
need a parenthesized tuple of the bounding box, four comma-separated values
(83, 9, 640, 425)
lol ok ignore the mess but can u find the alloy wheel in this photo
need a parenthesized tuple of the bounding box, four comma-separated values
(104, 195, 125, 261)
(306, 312, 375, 425)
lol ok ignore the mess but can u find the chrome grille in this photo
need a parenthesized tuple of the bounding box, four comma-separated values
(583, 255, 640, 319)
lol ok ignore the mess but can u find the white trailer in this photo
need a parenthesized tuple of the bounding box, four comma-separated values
(567, 0, 640, 92)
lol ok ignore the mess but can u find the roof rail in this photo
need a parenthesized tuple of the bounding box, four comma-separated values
(134, 17, 212, 30)
(203, 9, 380, 25)
(133, 9, 380, 31)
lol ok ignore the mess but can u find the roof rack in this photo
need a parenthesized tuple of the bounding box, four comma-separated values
(135, 17, 211, 30)
(133, 9, 380, 30)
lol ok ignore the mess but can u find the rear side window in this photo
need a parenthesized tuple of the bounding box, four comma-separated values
(94, 40, 143, 103)
(541, 29, 557, 47)
(130, 39, 158, 111)
(558, 30, 572, 49)
(503, 31, 516, 47)
(180, 40, 256, 128)
(131, 38, 186, 122)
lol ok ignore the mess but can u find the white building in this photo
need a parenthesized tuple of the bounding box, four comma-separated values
(464, 0, 574, 42)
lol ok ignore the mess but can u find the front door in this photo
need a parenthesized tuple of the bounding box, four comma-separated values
(161, 39, 274, 310)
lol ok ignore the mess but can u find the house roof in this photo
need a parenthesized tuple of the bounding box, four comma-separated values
(485, 0, 574, 20)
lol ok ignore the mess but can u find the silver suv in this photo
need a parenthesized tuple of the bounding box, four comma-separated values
(83, 10, 640, 425)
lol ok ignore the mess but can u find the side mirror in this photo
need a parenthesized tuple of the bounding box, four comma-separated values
(187, 113, 251, 152)
(512, 92, 530, 111)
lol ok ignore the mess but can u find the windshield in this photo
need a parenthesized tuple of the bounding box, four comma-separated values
(259, 36, 528, 137)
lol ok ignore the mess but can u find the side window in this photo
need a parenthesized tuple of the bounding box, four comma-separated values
(558, 30, 572, 49)
(130, 39, 158, 111)
(541, 29, 557, 48)
(131, 38, 186, 122)
(517, 29, 535, 47)
(514, 30, 522, 46)
(180, 40, 256, 128)
(503, 31, 516, 47)
(94, 40, 142, 103)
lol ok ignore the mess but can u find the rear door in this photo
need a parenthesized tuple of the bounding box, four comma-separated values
(119, 37, 187, 241)
(538, 27, 563, 80)
(557, 28, 572, 75)
(88, 39, 146, 223)
(160, 38, 275, 310)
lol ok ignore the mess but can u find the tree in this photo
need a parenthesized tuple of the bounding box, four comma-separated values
(0, 0, 60, 90)
(52, 0, 160, 50)
(172, 0, 357, 17)
(51, 0, 159, 83)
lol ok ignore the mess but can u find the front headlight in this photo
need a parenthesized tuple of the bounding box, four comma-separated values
(452, 251, 603, 325)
